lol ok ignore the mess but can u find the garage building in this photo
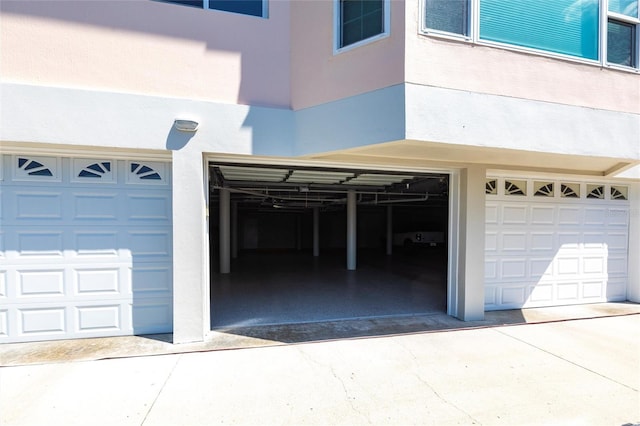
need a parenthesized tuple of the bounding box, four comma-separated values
(1, 0, 638, 344)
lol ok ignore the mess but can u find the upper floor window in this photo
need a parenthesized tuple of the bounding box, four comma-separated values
(422, 0, 640, 70)
(156, 0, 266, 18)
(424, 0, 469, 37)
(336, 0, 390, 51)
(608, 0, 639, 67)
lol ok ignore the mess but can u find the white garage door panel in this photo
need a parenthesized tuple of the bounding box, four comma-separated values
(131, 300, 173, 332)
(2, 301, 135, 338)
(0, 155, 173, 343)
(485, 178, 629, 310)
(77, 305, 122, 331)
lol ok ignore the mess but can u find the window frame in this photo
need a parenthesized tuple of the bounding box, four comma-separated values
(605, 10, 639, 69)
(421, 0, 473, 41)
(334, 0, 391, 54)
(156, 0, 268, 18)
(419, 0, 640, 72)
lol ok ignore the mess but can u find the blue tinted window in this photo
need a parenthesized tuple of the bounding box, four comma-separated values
(210, 0, 263, 17)
(425, 0, 469, 36)
(155, 0, 264, 17)
(608, 20, 636, 66)
(340, 0, 385, 48)
(608, 0, 638, 17)
(156, 0, 203, 7)
(479, 0, 599, 60)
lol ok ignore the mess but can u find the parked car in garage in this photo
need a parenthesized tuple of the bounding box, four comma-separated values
(393, 231, 445, 248)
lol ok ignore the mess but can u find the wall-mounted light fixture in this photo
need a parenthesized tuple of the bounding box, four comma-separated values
(174, 119, 199, 132)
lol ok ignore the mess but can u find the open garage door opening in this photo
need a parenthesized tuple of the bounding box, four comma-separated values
(208, 162, 450, 329)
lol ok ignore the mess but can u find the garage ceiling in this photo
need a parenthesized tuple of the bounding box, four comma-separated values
(210, 164, 448, 210)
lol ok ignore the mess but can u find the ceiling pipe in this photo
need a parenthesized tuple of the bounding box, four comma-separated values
(359, 194, 429, 205)
(212, 185, 431, 197)
(211, 186, 433, 208)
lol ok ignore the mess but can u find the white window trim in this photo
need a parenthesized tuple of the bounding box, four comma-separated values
(203, 0, 268, 18)
(604, 9, 640, 70)
(419, 0, 640, 73)
(333, 0, 391, 55)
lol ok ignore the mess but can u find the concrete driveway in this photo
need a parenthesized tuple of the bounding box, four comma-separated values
(1, 314, 638, 425)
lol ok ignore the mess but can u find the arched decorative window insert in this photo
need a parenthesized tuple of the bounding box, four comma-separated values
(18, 157, 52, 177)
(611, 186, 628, 200)
(560, 183, 579, 198)
(79, 162, 112, 178)
(587, 185, 605, 199)
(72, 159, 115, 183)
(504, 180, 526, 196)
(131, 163, 162, 180)
(14, 155, 59, 181)
(534, 182, 554, 197)
(485, 179, 497, 195)
(126, 161, 167, 185)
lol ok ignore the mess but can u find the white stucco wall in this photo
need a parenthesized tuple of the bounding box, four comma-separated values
(0, 83, 295, 157)
(627, 183, 640, 303)
(456, 166, 486, 321)
(293, 85, 406, 155)
(171, 148, 210, 343)
(405, 84, 640, 161)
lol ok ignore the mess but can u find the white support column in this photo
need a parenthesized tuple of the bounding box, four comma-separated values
(231, 201, 238, 259)
(627, 181, 640, 302)
(386, 205, 393, 255)
(347, 190, 357, 270)
(172, 149, 208, 344)
(313, 207, 320, 257)
(219, 188, 231, 274)
(455, 166, 486, 321)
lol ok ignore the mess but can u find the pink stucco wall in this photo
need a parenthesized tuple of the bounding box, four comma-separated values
(2, 0, 637, 114)
(404, 0, 640, 115)
(0, 0, 291, 108)
(289, 0, 405, 110)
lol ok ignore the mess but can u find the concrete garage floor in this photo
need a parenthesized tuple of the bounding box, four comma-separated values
(211, 249, 448, 328)
(1, 302, 639, 367)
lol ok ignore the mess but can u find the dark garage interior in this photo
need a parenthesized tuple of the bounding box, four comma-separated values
(208, 163, 450, 329)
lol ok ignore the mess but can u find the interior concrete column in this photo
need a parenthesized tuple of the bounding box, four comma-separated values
(313, 207, 320, 257)
(296, 215, 302, 250)
(231, 201, 238, 259)
(171, 148, 208, 344)
(386, 205, 393, 255)
(219, 188, 231, 274)
(456, 166, 486, 321)
(347, 190, 357, 270)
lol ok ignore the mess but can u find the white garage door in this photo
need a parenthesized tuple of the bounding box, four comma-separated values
(0, 154, 173, 343)
(485, 177, 629, 310)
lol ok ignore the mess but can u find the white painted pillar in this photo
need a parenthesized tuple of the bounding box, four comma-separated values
(219, 188, 231, 274)
(347, 190, 357, 270)
(313, 207, 320, 257)
(456, 166, 486, 321)
(386, 205, 393, 255)
(172, 149, 208, 344)
(626, 182, 640, 302)
(231, 201, 238, 259)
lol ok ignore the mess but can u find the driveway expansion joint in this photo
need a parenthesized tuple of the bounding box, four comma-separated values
(493, 327, 639, 392)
